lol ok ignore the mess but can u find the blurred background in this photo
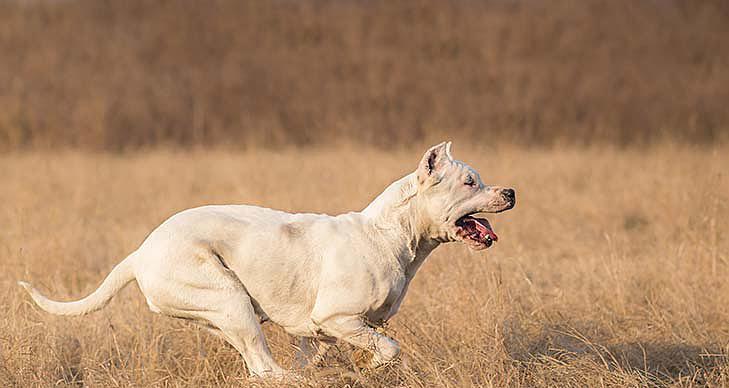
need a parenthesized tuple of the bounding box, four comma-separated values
(1, 0, 728, 151)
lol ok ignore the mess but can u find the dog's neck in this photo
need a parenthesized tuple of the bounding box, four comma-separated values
(361, 173, 440, 272)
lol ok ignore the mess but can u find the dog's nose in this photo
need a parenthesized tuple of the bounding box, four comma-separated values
(502, 188, 515, 202)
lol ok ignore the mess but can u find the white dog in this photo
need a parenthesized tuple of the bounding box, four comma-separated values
(19, 142, 515, 377)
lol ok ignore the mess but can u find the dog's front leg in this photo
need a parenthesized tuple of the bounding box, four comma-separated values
(295, 337, 333, 368)
(318, 315, 400, 369)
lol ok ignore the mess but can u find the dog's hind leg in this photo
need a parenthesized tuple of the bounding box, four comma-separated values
(136, 246, 284, 377)
(198, 292, 284, 377)
(148, 284, 284, 377)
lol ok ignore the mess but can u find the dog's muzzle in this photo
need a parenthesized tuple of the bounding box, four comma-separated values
(501, 188, 516, 210)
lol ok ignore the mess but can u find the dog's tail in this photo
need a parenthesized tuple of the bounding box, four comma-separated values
(18, 252, 137, 316)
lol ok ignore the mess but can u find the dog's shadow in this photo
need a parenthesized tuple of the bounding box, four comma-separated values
(501, 320, 728, 384)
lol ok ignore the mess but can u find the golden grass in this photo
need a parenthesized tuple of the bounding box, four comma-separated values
(1, 145, 729, 387)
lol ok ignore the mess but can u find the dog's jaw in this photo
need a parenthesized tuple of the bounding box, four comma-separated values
(453, 215, 498, 250)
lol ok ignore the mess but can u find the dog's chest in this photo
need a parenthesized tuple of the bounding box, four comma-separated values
(365, 274, 409, 324)
(363, 247, 425, 324)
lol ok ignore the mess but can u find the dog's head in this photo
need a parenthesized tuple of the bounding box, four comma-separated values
(415, 142, 515, 250)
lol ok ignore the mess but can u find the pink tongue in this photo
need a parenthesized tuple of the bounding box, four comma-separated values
(472, 218, 498, 241)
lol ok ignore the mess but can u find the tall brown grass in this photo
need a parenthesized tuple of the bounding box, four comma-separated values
(1, 144, 728, 387)
(1, 1, 728, 151)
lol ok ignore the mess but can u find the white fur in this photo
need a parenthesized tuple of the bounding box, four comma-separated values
(19, 142, 515, 377)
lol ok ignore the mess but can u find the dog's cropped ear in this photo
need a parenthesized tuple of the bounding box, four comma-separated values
(417, 141, 453, 186)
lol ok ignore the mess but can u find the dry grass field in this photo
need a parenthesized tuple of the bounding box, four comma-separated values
(1, 144, 728, 387)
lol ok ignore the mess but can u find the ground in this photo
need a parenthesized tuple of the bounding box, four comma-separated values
(1, 145, 728, 387)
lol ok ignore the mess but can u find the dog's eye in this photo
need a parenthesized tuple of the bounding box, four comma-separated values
(464, 176, 475, 186)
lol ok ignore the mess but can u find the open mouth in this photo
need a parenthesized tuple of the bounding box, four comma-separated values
(455, 214, 498, 249)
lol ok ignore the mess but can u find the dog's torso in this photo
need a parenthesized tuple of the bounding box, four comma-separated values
(136, 204, 415, 337)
